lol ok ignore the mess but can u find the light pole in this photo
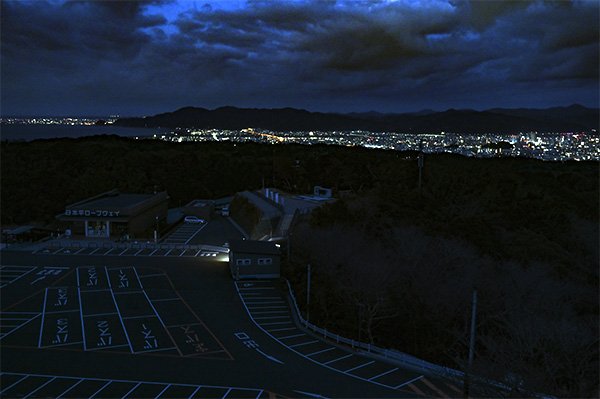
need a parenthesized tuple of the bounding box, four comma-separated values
(154, 216, 158, 244)
(306, 263, 311, 323)
(464, 289, 478, 398)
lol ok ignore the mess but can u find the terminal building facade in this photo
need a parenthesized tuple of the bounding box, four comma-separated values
(57, 189, 169, 239)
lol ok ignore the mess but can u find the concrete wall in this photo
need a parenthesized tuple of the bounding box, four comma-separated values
(229, 252, 280, 279)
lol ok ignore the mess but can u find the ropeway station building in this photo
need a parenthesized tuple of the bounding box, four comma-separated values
(56, 189, 168, 239)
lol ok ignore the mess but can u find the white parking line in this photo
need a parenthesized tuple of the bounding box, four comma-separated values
(73, 247, 86, 255)
(368, 367, 399, 381)
(278, 333, 306, 340)
(106, 267, 134, 353)
(345, 360, 375, 373)
(323, 353, 353, 365)
(23, 376, 56, 399)
(149, 249, 159, 256)
(247, 306, 287, 310)
(245, 301, 285, 305)
(0, 375, 29, 395)
(306, 347, 336, 357)
(393, 375, 424, 389)
(154, 384, 171, 398)
(260, 321, 293, 326)
(89, 381, 112, 399)
(122, 315, 156, 320)
(134, 249, 144, 256)
(121, 382, 141, 398)
(89, 248, 100, 255)
(253, 315, 291, 320)
(135, 346, 178, 354)
(37, 289, 49, 348)
(288, 340, 319, 348)
(164, 249, 173, 256)
(250, 310, 289, 315)
(184, 222, 208, 245)
(84, 312, 118, 318)
(56, 379, 84, 399)
(266, 327, 297, 332)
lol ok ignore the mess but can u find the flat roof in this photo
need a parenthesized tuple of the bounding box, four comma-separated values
(229, 239, 280, 255)
(71, 193, 155, 210)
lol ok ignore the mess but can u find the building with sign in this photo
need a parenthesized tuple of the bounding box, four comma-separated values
(228, 239, 280, 280)
(57, 189, 169, 239)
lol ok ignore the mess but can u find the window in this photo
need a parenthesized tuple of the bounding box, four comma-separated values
(236, 258, 251, 266)
(257, 258, 272, 265)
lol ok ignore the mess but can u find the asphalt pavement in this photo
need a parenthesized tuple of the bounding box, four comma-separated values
(0, 247, 470, 398)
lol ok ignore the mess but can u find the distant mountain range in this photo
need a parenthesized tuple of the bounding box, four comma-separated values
(114, 104, 599, 134)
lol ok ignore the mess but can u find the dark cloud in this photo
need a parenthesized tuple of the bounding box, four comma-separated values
(1, 0, 598, 116)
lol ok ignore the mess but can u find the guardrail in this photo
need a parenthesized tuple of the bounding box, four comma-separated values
(283, 279, 545, 397)
(284, 279, 463, 379)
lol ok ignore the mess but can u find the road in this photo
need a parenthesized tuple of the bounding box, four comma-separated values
(0, 250, 468, 398)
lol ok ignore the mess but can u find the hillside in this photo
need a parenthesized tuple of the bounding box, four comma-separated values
(1, 137, 597, 397)
(114, 105, 599, 133)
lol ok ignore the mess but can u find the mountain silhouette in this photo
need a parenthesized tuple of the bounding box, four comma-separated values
(114, 105, 598, 134)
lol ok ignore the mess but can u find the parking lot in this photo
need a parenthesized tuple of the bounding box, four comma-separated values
(161, 222, 208, 245)
(33, 246, 223, 259)
(0, 372, 273, 399)
(235, 280, 463, 398)
(2, 266, 230, 360)
(0, 251, 486, 398)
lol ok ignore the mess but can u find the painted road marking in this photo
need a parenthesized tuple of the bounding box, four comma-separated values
(253, 316, 291, 320)
(105, 268, 134, 353)
(0, 266, 36, 288)
(22, 376, 56, 399)
(37, 289, 49, 348)
(288, 340, 319, 348)
(132, 267, 183, 356)
(0, 313, 41, 340)
(306, 347, 336, 357)
(77, 276, 87, 350)
(345, 361, 375, 373)
(2, 372, 265, 397)
(278, 333, 306, 340)
(368, 367, 399, 381)
(393, 375, 424, 389)
(0, 375, 29, 395)
(154, 384, 172, 398)
(323, 353, 353, 365)
(260, 321, 293, 326)
(56, 379, 84, 399)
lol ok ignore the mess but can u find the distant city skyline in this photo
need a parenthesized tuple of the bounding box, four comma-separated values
(1, 0, 598, 116)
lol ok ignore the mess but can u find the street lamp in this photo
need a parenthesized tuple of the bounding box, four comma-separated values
(154, 216, 159, 244)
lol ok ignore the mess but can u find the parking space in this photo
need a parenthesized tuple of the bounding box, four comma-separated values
(0, 265, 37, 288)
(1, 266, 232, 360)
(0, 265, 68, 289)
(235, 280, 462, 397)
(0, 372, 270, 399)
(162, 222, 208, 245)
(32, 245, 222, 259)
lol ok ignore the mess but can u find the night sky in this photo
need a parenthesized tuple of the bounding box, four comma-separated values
(1, 0, 598, 117)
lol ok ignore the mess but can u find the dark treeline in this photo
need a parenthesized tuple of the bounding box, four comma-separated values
(1, 136, 597, 397)
(114, 104, 599, 133)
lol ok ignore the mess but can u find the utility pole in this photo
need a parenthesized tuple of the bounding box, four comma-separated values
(418, 139, 424, 196)
(464, 289, 478, 398)
(306, 264, 311, 323)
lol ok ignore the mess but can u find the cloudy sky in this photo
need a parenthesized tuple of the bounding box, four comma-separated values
(1, 0, 598, 116)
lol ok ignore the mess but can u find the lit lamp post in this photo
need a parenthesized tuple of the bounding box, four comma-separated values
(154, 216, 159, 244)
